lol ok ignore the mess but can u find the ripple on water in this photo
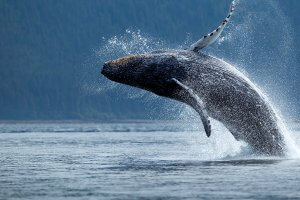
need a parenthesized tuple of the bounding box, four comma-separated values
(0, 121, 300, 199)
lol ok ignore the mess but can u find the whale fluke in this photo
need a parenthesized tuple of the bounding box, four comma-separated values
(189, 0, 237, 52)
(172, 78, 211, 137)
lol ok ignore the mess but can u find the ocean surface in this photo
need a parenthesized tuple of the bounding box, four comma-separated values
(1, 121, 300, 200)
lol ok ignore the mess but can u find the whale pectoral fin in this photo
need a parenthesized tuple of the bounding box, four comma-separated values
(189, 0, 237, 52)
(172, 78, 211, 137)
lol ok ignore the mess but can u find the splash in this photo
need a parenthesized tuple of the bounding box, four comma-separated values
(81, 0, 299, 159)
(210, 0, 297, 116)
(81, 29, 166, 100)
(184, 119, 249, 161)
(181, 0, 300, 159)
(274, 111, 300, 158)
(215, 0, 300, 158)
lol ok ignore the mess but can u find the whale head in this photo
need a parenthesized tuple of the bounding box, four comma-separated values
(101, 51, 186, 96)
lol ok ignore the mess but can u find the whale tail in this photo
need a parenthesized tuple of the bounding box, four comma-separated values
(189, 0, 237, 52)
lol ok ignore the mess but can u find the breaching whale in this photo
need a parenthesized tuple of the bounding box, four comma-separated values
(101, 0, 286, 156)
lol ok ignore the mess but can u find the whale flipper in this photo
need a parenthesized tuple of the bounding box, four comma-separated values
(189, 0, 237, 52)
(172, 78, 211, 137)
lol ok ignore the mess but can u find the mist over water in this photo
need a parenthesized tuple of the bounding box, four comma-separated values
(80, 0, 300, 159)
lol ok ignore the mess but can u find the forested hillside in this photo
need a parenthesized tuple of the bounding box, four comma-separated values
(0, 0, 299, 120)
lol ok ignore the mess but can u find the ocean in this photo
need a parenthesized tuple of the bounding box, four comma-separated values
(1, 121, 300, 199)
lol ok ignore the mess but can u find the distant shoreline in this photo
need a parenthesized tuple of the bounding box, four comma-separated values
(0, 119, 299, 124)
(0, 119, 194, 124)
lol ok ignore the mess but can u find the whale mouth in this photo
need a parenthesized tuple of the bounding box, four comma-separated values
(101, 61, 125, 83)
(101, 62, 110, 77)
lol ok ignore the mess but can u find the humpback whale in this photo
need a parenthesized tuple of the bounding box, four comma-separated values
(101, 0, 286, 156)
